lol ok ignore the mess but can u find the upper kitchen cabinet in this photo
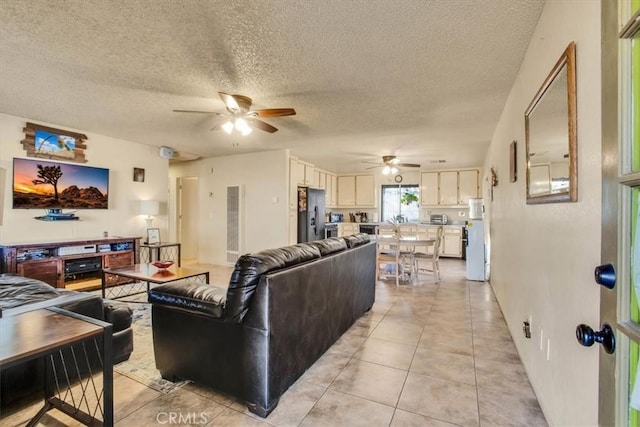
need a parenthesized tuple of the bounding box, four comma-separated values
(420, 168, 481, 207)
(337, 176, 356, 206)
(325, 173, 337, 207)
(439, 171, 458, 205)
(337, 174, 375, 207)
(458, 169, 480, 205)
(314, 170, 326, 190)
(355, 174, 375, 206)
(290, 157, 316, 187)
(420, 172, 439, 206)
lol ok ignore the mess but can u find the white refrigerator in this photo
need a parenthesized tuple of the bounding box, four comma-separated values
(466, 219, 486, 281)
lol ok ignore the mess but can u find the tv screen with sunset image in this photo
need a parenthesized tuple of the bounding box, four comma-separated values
(13, 158, 109, 209)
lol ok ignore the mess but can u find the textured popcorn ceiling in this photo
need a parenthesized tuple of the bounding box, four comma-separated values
(0, 0, 544, 173)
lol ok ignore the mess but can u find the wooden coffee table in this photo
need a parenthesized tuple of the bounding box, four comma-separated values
(101, 263, 210, 299)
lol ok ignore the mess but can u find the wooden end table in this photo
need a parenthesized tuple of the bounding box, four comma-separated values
(0, 308, 113, 426)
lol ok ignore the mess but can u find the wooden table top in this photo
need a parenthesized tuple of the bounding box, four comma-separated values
(0, 309, 103, 367)
(103, 263, 208, 284)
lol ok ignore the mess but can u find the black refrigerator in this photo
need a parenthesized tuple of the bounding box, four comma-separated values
(297, 187, 325, 243)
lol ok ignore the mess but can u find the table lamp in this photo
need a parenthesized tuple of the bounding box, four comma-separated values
(140, 200, 160, 227)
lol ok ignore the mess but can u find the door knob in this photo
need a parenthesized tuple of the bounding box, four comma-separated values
(575, 323, 615, 354)
(594, 263, 616, 289)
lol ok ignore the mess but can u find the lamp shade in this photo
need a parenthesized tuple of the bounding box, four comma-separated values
(140, 200, 160, 216)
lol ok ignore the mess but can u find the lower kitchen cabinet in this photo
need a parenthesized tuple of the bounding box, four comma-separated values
(338, 223, 359, 237)
(441, 227, 463, 258)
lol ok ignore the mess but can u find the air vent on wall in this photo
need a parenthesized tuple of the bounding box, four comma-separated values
(226, 185, 243, 264)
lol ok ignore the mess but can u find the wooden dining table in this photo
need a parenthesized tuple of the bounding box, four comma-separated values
(376, 235, 437, 283)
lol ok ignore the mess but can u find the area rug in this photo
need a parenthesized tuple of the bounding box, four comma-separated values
(107, 290, 190, 394)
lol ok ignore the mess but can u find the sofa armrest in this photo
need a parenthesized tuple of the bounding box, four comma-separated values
(149, 282, 227, 318)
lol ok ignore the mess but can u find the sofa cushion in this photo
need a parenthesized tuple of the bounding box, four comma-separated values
(149, 282, 227, 318)
(103, 300, 134, 331)
(0, 275, 61, 311)
(306, 237, 347, 256)
(225, 243, 322, 323)
(342, 233, 371, 248)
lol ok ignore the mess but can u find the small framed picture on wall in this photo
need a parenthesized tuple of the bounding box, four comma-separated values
(147, 228, 160, 244)
(133, 167, 145, 182)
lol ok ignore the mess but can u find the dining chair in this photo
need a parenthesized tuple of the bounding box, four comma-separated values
(375, 224, 401, 286)
(413, 225, 443, 283)
(397, 223, 418, 281)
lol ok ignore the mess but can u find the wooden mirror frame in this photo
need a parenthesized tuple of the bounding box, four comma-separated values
(525, 42, 577, 204)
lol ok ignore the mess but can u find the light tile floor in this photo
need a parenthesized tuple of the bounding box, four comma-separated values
(2, 259, 548, 426)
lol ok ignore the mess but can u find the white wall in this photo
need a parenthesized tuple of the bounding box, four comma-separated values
(483, 1, 601, 425)
(0, 113, 169, 243)
(169, 149, 289, 265)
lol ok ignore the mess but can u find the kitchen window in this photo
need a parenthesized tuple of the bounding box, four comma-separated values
(381, 185, 419, 223)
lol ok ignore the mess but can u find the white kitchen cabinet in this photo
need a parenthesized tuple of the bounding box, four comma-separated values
(420, 172, 439, 206)
(337, 174, 375, 207)
(330, 174, 337, 206)
(355, 174, 375, 206)
(439, 171, 458, 205)
(458, 169, 480, 205)
(337, 176, 356, 206)
(420, 168, 481, 207)
(288, 209, 298, 245)
(291, 158, 306, 186)
(325, 173, 337, 207)
(304, 164, 316, 187)
(313, 170, 326, 190)
(338, 223, 359, 237)
(441, 227, 463, 258)
(289, 158, 301, 209)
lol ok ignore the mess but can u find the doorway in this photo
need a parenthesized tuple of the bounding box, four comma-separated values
(177, 177, 199, 263)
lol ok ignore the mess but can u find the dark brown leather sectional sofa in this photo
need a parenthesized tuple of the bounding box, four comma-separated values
(148, 234, 376, 417)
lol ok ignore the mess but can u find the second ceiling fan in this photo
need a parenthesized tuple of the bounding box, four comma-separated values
(364, 155, 421, 174)
(174, 92, 296, 134)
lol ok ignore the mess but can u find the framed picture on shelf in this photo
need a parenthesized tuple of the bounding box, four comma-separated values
(147, 228, 160, 244)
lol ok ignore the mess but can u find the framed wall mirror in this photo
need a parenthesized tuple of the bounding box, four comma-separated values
(525, 41, 577, 204)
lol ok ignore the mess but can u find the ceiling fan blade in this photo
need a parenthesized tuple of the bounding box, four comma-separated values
(396, 163, 421, 168)
(365, 165, 383, 170)
(362, 161, 383, 165)
(219, 92, 241, 113)
(252, 108, 296, 118)
(173, 109, 224, 115)
(247, 118, 278, 133)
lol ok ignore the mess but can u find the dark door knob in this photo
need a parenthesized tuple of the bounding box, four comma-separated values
(594, 263, 616, 289)
(576, 323, 615, 354)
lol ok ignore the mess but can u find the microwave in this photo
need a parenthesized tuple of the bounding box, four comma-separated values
(430, 214, 448, 225)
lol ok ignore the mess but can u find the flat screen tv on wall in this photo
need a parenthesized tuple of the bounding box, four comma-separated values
(13, 158, 109, 209)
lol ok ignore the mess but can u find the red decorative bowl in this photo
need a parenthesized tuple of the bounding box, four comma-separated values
(152, 260, 174, 269)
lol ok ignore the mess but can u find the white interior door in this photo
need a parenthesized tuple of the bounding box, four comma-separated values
(177, 177, 198, 261)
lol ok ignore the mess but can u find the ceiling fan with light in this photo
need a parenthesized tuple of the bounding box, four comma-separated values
(174, 92, 296, 135)
(363, 155, 421, 175)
